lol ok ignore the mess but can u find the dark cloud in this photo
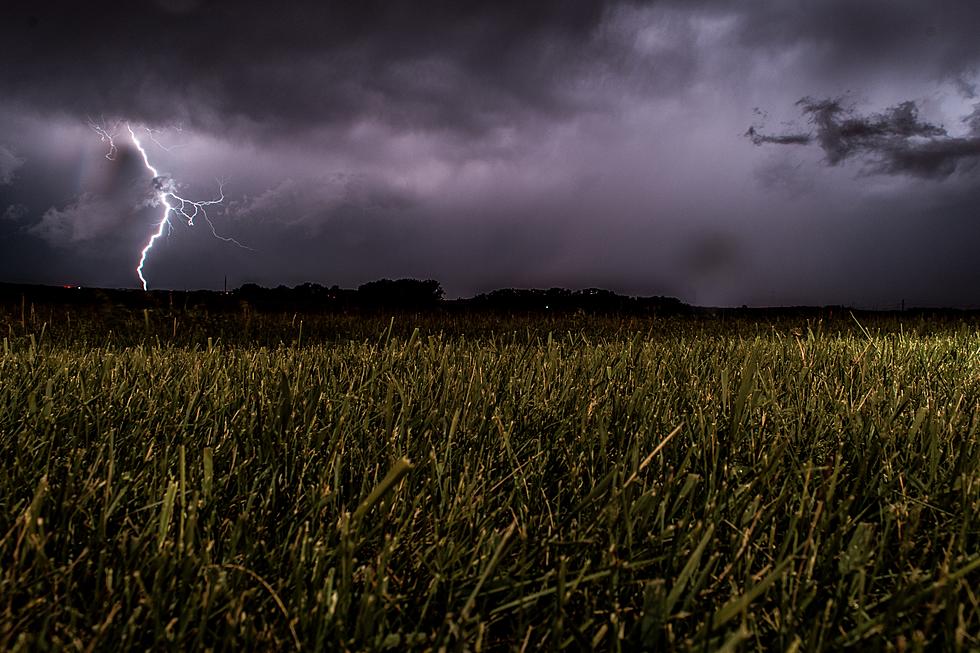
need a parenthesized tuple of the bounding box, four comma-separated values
(725, 0, 980, 83)
(749, 97, 980, 178)
(0, 0, 620, 139)
(2, 204, 28, 222)
(745, 128, 810, 147)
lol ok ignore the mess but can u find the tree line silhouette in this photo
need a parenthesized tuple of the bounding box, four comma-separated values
(0, 279, 690, 315)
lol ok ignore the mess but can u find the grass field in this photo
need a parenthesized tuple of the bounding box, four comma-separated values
(2, 307, 980, 650)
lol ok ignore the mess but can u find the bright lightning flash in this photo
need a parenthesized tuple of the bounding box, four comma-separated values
(90, 120, 249, 290)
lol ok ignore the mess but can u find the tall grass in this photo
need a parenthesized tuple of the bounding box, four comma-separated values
(1, 314, 979, 649)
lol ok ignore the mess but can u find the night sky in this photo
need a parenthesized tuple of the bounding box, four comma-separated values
(3, 1, 980, 306)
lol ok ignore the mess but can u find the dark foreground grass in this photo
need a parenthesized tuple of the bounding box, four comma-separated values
(2, 314, 980, 650)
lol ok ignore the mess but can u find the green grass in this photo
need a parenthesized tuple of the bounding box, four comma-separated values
(2, 310, 980, 650)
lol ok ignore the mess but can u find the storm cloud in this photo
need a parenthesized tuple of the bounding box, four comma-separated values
(749, 97, 980, 178)
(0, 1, 618, 138)
(3, 1, 980, 305)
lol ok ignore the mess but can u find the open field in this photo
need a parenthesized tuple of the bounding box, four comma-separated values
(2, 306, 980, 650)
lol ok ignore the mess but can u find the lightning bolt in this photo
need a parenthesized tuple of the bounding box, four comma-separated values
(91, 120, 119, 160)
(90, 120, 249, 290)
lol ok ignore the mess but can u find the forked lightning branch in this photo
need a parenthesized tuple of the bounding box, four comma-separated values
(90, 121, 248, 290)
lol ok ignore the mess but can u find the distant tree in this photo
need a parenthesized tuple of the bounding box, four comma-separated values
(357, 278, 444, 308)
(293, 282, 325, 294)
(237, 283, 266, 299)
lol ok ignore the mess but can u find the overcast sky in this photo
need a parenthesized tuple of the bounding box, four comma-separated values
(2, 1, 980, 306)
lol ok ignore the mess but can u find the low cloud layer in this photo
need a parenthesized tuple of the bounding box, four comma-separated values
(749, 98, 980, 178)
